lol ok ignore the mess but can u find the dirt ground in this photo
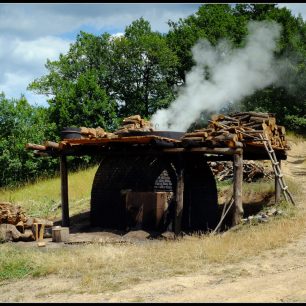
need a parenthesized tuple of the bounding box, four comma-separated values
(1, 139, 306, 303)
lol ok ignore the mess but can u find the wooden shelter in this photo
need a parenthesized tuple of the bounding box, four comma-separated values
(26, 112, 289, 235)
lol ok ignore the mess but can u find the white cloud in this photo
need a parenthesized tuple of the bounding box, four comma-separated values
(0, 35, 71, 106)
(0, 3, 200, 106)
(277, 3, 306, 20)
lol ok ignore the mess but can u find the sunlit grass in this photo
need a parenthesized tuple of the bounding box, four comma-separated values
(0, 202, 304, 293)
(0, 134, 305, 295)
(0, 165, 98, 220)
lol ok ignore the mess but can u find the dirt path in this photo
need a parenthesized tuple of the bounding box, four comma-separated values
(1, 140, 306, 303)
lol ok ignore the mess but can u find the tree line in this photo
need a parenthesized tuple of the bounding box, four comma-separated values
(1, 4, 306, 187)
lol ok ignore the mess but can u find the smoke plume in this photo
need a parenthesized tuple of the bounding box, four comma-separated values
(151, 21, 282, 131)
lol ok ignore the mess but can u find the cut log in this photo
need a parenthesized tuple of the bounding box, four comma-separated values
(0, 202, 27, 225)
(25, 143, 47, 151)
(0, 224, 21, 242)
(184, 131, 208, 138)
(44, 141, 60, 149)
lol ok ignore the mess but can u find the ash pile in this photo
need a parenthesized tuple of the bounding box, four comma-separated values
(208, 160, 274, 182)
(0, 202, 53, 243)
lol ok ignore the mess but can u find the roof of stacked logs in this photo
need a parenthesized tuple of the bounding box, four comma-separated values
(182, 112, 288, 150)
(25, 112, 289, 155)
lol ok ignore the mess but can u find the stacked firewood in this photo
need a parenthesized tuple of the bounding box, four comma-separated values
(115, 115, 154, 134)
(208, 161, 274, 182)
(182, 112, 288, 149)
(80, 127, 118, 139)
(0, 202, 53, 242)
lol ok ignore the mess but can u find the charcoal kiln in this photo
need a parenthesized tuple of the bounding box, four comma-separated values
(90, 153, 218, 232)
(26, 112, 291, 235)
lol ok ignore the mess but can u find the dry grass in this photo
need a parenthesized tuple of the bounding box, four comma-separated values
(0, 205, 304, 293)
(0, 134, 305, 294)
(286, 131, 306, 144)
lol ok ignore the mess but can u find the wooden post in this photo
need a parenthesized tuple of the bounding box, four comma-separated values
(232, 151, 243, 226)
(174, 155, 184, 235)
(275, 159, 281, 204)
(60, 155, 69, 227)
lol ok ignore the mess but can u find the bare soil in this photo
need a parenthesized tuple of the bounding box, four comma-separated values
(1, 140, 306, 303)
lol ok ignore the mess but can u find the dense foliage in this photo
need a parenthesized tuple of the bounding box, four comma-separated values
(1, 4, 305, 187)
(0, 93, 58, 187)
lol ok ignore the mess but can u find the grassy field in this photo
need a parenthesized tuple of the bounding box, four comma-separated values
(0, 134, 305, 294)
(0, 166, 98, 220)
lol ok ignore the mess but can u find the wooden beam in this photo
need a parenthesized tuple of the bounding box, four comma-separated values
(44, 141, 60, 149)
(275, 159, 281, 204)
(232, 152, 243, 226)
(164, 147, 242, 155)
(60, 155, 69, 227)
(174, 156, 184, 235)
(25, 143, 47, 150)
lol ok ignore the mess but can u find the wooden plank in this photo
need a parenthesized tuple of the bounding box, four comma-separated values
(232, 153, 243, 226)
(163, 147, 242, 155)
(60, 135, 180, 146)
(60, 155, 69, 227)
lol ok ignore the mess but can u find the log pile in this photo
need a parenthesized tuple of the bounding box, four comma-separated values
(80, 127, 118, 139)
(0, 202, 53, 242)
(182, 112, 288, 150)
(208, 161, 274, 182)
(115, 115, 154, 134)
(76, 115, 154, 139)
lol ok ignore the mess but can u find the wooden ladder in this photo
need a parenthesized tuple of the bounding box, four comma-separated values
(258, 133, 295, 205)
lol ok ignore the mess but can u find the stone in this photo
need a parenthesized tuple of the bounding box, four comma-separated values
(122, 230, 151, 241)
(160, 231, 176, 240)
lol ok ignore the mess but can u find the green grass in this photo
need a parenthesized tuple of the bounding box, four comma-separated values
(0, 165, 98, 220)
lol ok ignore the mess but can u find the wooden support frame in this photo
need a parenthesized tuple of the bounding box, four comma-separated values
(60, 155, 70, 227)
(275, 159, 281, 204)
(173, 155, 184, 235)
(232, 152, 244, 226)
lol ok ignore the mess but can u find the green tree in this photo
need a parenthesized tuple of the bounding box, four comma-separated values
(109, 18, 179, 117)
(0, 93, 58, 187)
(28, 19, 179, 126)
(28, 32, 119, 132)
(166, 4, 306, 132)
(166, 4, 248, 83)
(235, 4, 306, 132)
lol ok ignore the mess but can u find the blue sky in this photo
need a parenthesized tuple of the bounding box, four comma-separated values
(0, 3, 305, 107)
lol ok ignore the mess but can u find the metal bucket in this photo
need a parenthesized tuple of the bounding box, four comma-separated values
(60, 127, 82, 140)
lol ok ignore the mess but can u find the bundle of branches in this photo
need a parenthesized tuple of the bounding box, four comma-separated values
(115, 115, 154, 134)
(182, 112, 288, 150)
(208, 161, 274, 182)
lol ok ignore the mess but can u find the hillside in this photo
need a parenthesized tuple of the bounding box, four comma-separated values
(0, 136, 305, 302)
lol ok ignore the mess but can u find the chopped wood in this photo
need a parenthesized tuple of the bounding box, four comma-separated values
(182, 111, 288, 151)
(208, 160, 274, 182)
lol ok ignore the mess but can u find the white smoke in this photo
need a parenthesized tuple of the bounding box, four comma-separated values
(151, 21, 282, 131)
